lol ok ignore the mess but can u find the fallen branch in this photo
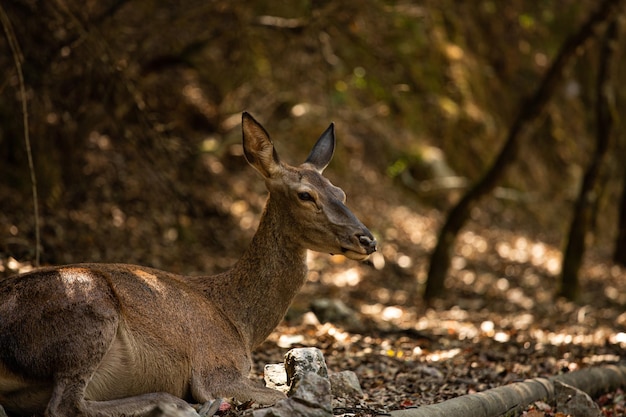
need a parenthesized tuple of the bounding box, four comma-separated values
(389, 364, 626, 417)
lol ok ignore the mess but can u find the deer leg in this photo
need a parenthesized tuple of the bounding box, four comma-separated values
(45, 375, 92, 417)
(86, 393, 200, 417)
(231, 380, 287, 406)
(190, 370, 285, 409)
(46, 376, 199, 417)
(38, 309, 198, 416)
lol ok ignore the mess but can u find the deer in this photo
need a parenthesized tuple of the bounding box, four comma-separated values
(0, 112, 377, 417)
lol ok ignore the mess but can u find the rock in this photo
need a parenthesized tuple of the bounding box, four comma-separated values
(255, 348, 333, 417)
(252, 373, 332, 417)
(0, 405, 7, 417)
(264, 363, 289, 394)
(284, 347, 328, 396)
(329, 370, 363, 398)
(555, 380, 602, 417)
(310, 298, 364, 331)
(301, 311, 321, 326)
(290, 370, 333, 411)
(260, 348, 363, 416)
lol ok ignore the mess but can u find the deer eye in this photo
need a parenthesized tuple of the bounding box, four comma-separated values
(297, 192, 315, 202)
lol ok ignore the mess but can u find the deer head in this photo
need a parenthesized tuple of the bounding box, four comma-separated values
(242, 112, 376, 260)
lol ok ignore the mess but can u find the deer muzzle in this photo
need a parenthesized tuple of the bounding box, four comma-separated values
(358, 233, 377, 254)
(340, 229, 377, 260)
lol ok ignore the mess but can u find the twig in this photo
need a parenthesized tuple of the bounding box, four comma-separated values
(0, 4, 40, 266)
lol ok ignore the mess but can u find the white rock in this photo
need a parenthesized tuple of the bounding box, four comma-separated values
(284, 347, 328, 396)
(264, 363, 289, 394)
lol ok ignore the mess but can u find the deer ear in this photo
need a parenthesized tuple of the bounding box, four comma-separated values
(242, 112, 282, 178)
(305, 123, 335, 173)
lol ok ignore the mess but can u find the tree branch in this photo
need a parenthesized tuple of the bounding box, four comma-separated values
(0, 4, 40, 266)
(424, 0, 625, 300)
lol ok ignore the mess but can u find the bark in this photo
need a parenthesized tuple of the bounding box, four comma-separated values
(560, 18, 620, 301)
(614, 170, 626, 266)
(423, 0, 625, 301)
(389, 364, 626, 417)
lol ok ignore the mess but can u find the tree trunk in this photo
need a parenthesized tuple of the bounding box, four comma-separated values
(389, 364, 626, 417)
(613, 166, 626, 266)
(559, 18, 619, 301)
(423, 0, 625, 301)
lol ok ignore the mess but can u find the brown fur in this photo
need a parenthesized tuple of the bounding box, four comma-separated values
(0, 113, 376, 417)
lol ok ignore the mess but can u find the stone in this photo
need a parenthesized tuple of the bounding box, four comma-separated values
(289, 371, 332, 411)
(329, 370, 363, 398)
(301, 311, 321, 327)
(310, 298, 364, 331)
(555, 380, 602, 417)
(252, 373, 332, 417)
(254, 348, 333, 417)
(284, 347, 328, 396)
(264, 363, 289, 394)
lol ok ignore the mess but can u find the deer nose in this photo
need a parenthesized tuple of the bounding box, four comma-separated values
(358, 233, 377, 254)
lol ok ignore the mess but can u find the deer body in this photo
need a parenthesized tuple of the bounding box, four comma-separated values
(0, 113, 376, 417)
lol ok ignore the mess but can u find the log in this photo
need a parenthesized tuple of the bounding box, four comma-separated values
(554, 365, 626, 399)
(389, 365, 626, 417)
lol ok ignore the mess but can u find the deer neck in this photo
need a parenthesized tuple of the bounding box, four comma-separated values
(206, 196, 308, 350)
